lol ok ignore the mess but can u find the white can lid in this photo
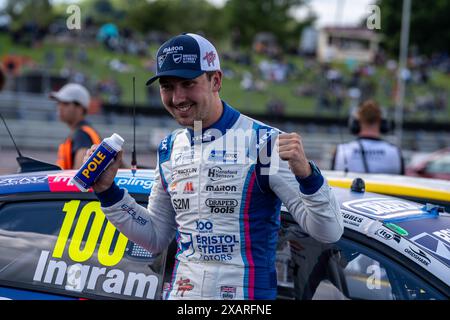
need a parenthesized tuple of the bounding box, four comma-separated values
(109, 133, 124, 150)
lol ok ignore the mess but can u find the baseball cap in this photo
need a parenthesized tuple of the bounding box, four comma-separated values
(49, 83, 90, 110)
(146, 33, 221, 86)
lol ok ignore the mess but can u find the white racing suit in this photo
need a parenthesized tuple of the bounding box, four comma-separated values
(97, 101, 343, 300)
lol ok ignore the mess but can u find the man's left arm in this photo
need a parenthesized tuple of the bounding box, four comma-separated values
(270, 133, 343, 243)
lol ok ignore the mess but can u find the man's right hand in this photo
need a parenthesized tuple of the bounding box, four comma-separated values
(83, 145, 123, 193)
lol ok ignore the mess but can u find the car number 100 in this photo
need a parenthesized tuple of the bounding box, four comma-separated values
(52, 200, 128, 267)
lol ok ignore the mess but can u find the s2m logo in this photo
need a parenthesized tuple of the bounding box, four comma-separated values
(53, 200, 128, 267)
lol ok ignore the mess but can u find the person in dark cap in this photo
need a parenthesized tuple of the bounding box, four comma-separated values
(85, 33, 343, 300)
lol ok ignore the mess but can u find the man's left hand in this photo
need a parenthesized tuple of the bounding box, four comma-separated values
(277, 133, 312, 178)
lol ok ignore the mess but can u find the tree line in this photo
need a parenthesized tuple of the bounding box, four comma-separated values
(3, 0, 449, 56)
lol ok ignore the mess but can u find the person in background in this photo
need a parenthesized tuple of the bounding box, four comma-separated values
(50, 83, 101, 169)
(331, 99, 404, 174)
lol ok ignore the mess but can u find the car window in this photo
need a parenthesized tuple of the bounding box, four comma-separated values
(0, 199, 164, 300)
(337, 238, 446, 300)
(276, 222, 446, 300)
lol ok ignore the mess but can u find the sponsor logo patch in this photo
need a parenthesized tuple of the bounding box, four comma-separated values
(172, 167, 198, 180)
(342, 212, 364, 227)
(410, 231, 450, 265)
(158, 54, 167, 69)
(196, 219, 213, 233)
(183, 181, 195, 194)
(207, 166, 238, 181)
(205, 198, 238, 214)
(175, 277, 194, 297)
(0, 175, 48, 186)
(205, 184, 238, 193)
(160, 137, 168, 151)
(183, 54, 197, 63)
(220, 286, 236, 300)
(173, 53, 182, 63)
(173, 150, 195, 166)
(195, 234, 239, 261)
(116, 177, 152, 190)
(203, 51, 216, 67)
(172, 198, 190, 211)
(163, 46, 184, 54)
(208, 150, 239, 163)
(404, 246, 431, 266)
(375, 228, 401, 243)
(121, 204, 148, 225)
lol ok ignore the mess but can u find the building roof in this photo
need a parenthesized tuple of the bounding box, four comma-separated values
(322, 26, 380, 41)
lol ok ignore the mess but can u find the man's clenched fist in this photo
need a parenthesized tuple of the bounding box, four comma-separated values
(277, 133, 312, 178)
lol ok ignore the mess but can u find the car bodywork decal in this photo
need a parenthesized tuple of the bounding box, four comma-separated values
(114, 171, 154, 194)
(30, 200, 160, 299)
(0, 286, 76, 300)
(395, 218, 450, 267)
(342, 198, 424, 220)
(48, 172, 83, 192)
(0, 170, 155, 196)
(344, 214, 450, 286)
(0, 174, 49, 194)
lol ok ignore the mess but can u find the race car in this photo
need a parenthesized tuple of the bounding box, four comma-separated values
(0, 169, 449, 300)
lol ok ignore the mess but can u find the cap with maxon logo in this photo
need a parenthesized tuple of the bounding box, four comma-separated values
(146, 33, 221, 85)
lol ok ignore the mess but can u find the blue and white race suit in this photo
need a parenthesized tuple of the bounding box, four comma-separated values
(97, 101, 343, 300)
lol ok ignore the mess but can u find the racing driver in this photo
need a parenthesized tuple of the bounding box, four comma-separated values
(88, 33, 343, 300)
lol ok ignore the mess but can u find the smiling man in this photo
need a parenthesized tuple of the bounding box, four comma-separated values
(88, 33, 343, 300)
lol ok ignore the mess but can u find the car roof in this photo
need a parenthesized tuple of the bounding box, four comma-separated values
(323, 170, 450, 203)
(0, 169, 156, 196)
(2, 168, 449, 198)
(331, 187, 450, 273)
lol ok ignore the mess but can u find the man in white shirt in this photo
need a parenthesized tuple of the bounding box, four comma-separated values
(331, 100, 404, 174)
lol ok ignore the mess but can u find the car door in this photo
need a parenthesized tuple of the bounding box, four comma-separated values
(276, 213, 449, 300)
(0, 193, 166, 300)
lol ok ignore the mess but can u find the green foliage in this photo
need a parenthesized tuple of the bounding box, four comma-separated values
(222, 0, 308, 49)
(4, 0, 313, 52)
(125, 0, 227, 40)
(377, 0, 450, 55)
(5, 0, 54, 30)
(1, 32, 449, 121)
(76, 0, 127, 26)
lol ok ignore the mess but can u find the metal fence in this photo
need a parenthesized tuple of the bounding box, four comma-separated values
(1, 91, 449, 170)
